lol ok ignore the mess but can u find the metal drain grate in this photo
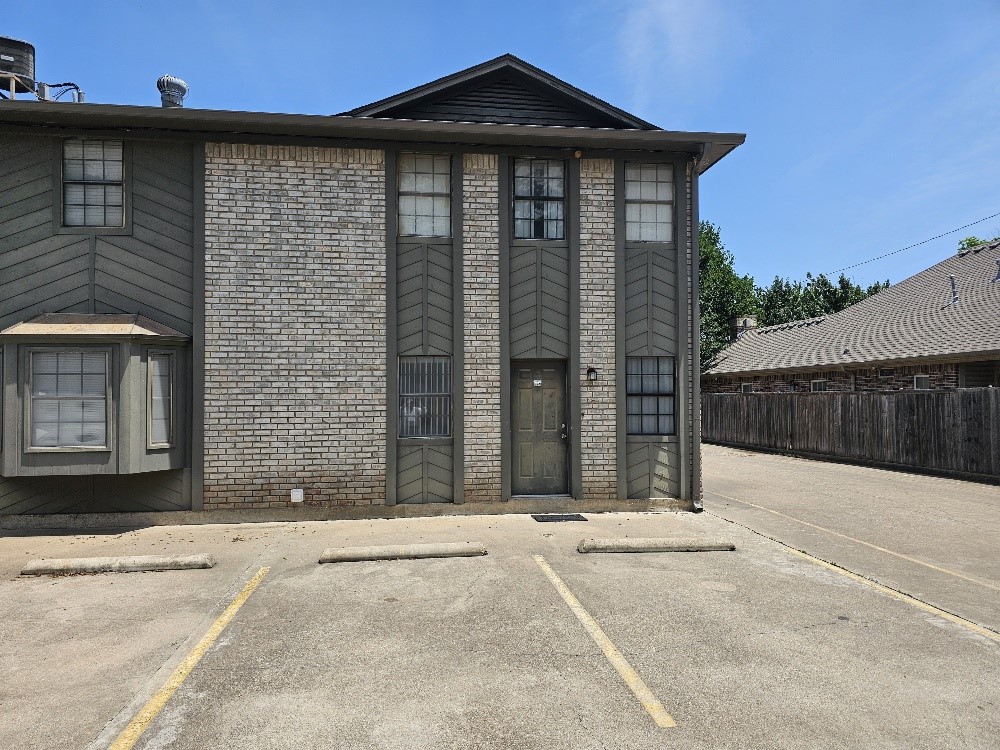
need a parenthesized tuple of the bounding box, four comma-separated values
(532, 513, 588, 522)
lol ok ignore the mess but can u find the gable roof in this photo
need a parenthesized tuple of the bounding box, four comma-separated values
(703, 241, 1000, 376)
(342, 54, 658, 130)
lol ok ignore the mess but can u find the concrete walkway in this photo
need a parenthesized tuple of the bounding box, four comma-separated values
(703, 443, 1000, 632)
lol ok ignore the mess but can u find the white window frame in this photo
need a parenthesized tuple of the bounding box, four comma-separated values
(741, 383, 753, 394)
(913, 374, 931, 390)
(25, 347, 113, 453)
(147, 349, 175, 449)
(810, 379, 828, 392)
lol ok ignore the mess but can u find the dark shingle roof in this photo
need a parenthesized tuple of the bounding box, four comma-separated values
(704, 241, 1000, 376)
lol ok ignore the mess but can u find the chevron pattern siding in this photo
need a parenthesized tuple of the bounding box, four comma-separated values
(94, 142, 194, 335)
(1, 136, 195, 513)
(624, 246, 677, 356)
(509, 244, 570, 359)
(396, 241, 453, 356)
(397, 444, 454, 503)
(625, 440, 680, 499)
(0, 470, 189, 514)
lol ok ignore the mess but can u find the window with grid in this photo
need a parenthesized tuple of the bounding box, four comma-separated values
(513, 158, 565, 240)
(398, 356, 452, 437)
(626, 357, 675, 435)
(63, 140, 124, 227)
(398, 153, 451, 237)
(148, 352, 174, 447)
(30, 350, 108, 448)
(811, 379, 827, 392)
(624, 162, 673, 242)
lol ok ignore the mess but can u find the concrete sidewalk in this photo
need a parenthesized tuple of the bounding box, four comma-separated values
(702, 442, 1000, 632)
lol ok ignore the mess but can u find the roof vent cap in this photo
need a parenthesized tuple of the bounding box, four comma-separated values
(156, 74, 188, 108)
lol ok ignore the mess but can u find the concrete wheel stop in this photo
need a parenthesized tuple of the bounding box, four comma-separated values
(20, 554, 216, 576)
(319, 542, 487, 563)
(578, 537, 736, 554)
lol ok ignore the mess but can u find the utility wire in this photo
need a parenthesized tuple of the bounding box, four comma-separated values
(828, 211, 1000, 275)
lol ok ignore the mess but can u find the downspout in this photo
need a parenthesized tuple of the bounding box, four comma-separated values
(690, 151, 703, 511)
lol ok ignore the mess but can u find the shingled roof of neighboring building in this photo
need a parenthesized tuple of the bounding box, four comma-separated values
(703, 240, 1000, 376)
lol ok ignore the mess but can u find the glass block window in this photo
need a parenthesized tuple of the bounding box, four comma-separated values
(30, 350, 108, 448)
(625, 163, 673, 242)
(63, 140, 124, 227)
(513, 158, 565, 240)
(398, 153, 451, 237)
(148, 353, 174, 447)
(626, 357, 675, 435)
(399, 356, 452, 437)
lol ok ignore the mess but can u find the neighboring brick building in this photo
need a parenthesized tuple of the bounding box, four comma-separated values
(0, 55, 744, 515)
(703, 241, 1000, 393)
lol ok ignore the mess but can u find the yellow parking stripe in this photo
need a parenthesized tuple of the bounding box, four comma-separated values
(784, 548, 1000, 644)
(532, 555, 676, 728)
(109, 566, 270, 750)
(711, 491, 1000, 592)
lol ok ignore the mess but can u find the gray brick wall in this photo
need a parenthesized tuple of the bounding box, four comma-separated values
(461, 154, 503, 501)
(579, 159, 618, 500)
(203, 144, 386, 508)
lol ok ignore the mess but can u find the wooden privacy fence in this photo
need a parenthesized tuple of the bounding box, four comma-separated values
(701, 389, 1000, 482)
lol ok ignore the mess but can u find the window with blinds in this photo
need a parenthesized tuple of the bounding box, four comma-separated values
(30, 350, 109, 448)
(513, 158, 565, 240)
(398, 356, 452, 438)
(148, 352, 174, 447)
(62, 139, 124, 227)
(626, 356, 676, 435)
(624, 163, 673, 242)
(398, 153, 451, 237)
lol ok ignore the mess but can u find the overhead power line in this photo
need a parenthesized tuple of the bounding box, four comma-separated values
(828, 211, 1000, 275)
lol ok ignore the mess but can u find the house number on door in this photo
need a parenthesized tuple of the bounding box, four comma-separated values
(533, 379, 542, 386)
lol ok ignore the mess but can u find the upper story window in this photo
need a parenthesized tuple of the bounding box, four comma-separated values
(30, 350, 109, 449)
(513, 158, 565, 240)
(624, 163, 673, 242)
(62, 139, 124, 228)
(398, 153, 451, 237)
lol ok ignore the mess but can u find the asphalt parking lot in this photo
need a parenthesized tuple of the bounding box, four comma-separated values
(3, 486, 998, 750)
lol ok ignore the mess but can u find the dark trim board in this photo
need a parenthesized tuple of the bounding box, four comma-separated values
(689, 160, 702, 507)
(614, 159, 627, 500)
(384, 150, 399, 505)
(568, 158, 583, 500)
(191, 144, 205, 509)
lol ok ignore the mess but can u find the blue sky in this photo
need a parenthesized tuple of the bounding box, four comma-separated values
(6, 1, 998, 287)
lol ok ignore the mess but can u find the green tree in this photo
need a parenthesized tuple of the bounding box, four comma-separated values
(958, 235, 999, 250)
(698, 221, 757, 366)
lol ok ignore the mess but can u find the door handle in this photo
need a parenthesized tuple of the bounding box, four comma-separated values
(560, 424, 568, 440)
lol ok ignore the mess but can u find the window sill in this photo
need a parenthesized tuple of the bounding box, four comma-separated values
(625, 434, 679, 443)
(24, 446, 113, 454)
(397, 437, 453, 446)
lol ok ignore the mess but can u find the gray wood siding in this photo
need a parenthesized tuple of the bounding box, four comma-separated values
(1, 136, 194, 334)
(0, 469, 189, 514)
(394, 235, 456, 503)
(396, 241, 453, 356)
(624, 246, 677, 357)
(0, 135, 195, 513)
(381, 77, 628, 129)
(509, 244, 570, 359)
(397, 443, 454, 503)
(625, 440, 680, 499)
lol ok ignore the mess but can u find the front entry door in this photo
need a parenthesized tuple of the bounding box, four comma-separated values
(512, 361, 568, 495)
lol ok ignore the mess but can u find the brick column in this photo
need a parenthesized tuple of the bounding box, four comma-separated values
(203, 144, 386, 508)
(461, 154, 503, 502)
(579, 158, 618, 500)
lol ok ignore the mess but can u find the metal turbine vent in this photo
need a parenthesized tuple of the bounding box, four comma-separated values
(157, 74, 188, 108)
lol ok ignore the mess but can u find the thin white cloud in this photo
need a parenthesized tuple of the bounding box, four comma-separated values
(618, 0, 737, 116)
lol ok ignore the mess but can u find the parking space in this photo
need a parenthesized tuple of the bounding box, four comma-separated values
(3, 508, 998, 749)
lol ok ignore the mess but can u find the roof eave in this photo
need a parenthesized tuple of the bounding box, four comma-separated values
(0, 101, 745, 170)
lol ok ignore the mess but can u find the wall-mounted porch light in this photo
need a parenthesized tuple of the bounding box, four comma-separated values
(586, 367, 598, 381)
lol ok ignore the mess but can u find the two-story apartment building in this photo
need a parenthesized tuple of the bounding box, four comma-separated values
(0, 54, 743, 515)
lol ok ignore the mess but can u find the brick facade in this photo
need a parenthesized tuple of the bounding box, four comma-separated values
(203, 144, 386, 508)
(703, 362, 960, 394)
(578, 159, 618, 500)
(461, 154, 503, 502)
